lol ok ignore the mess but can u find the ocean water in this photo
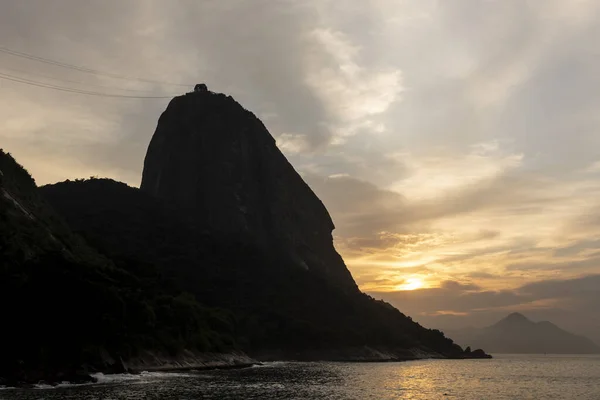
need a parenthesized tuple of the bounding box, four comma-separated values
(1, 355, 599, 399)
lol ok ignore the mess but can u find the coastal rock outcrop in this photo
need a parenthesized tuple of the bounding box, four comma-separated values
(140, 90, 357, 292)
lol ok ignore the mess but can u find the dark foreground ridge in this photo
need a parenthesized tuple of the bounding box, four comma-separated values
(0, 149, 249, 386)
(1, 87, 489, 385)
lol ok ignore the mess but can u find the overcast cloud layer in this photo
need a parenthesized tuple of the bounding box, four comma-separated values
(2, 1, 600, 343)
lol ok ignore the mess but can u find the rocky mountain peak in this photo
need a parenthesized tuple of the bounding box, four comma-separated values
(492, 312, 532, 330)
(505, 312, 529, 322)
(140, 90, 358, 292)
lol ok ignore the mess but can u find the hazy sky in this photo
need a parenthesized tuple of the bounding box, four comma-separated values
(2, 0, 600, 342)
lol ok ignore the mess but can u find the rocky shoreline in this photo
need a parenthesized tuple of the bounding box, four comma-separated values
(0, 350, 258, 388)
(0, 346, 491, 388)
(125, 350, 258, 373)
(252, 345, 492, 363)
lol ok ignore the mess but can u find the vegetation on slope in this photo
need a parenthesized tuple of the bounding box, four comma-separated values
(0, 150, 235, 384)
(41, 178, 464, 358)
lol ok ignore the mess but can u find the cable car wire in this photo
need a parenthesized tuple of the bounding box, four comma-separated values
(0, 71, 175, 99)
(0, 45, 193, 87)
(0, 65, 182, 95)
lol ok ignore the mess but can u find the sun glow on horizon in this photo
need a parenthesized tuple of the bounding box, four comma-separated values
(395, 277, 425, 291)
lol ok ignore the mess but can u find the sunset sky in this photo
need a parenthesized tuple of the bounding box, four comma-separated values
(1, 1, 599, 342)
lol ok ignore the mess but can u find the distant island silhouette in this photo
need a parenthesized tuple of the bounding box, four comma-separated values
(448, 312, 600, 354)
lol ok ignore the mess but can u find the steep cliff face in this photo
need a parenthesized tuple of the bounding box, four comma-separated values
(141, 90, 357, 292)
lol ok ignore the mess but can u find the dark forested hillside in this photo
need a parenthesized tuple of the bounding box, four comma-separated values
(0, 150, 236, 385)
(44, 179, 440, 354)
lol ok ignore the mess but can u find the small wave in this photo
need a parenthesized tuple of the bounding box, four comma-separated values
(139, 371, 196, 378)
(33, 383, 56, 389)
(92, 371, 197, 384)
(91, 372, 141, 384)
(7, 371, 200, 390)
(33, 380, 98, 390)
(252, 361, 289, 368)
(28, 373, 144, 389)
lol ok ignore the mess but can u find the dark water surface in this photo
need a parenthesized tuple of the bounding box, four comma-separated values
(2, 355, 599, 399)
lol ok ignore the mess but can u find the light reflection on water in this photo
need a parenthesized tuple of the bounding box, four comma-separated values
(2, 355, 600, 399)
